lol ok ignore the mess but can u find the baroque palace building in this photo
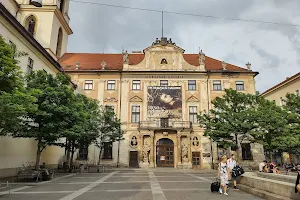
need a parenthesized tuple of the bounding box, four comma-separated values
(59, 37, 264, 169)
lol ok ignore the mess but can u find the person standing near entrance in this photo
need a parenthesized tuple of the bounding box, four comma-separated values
(227, 154, 239, 190)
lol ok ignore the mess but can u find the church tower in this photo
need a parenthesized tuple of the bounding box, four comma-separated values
(15, 0, 73, 60)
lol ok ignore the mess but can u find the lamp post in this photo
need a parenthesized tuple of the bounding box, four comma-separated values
(30, 0, 42, 7)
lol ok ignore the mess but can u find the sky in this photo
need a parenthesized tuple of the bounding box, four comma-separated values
(67, 0, 300, 93)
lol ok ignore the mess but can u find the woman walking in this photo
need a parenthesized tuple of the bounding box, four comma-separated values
(218, 155, 229, 196)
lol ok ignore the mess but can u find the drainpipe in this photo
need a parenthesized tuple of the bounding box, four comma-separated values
(117, 71, 122, 168)
(206, 71, 214, 169)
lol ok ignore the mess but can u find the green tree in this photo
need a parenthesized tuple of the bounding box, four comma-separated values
(96, 106, 122, 165)
(198, 89, 259, 160)
(61, 94, 100, 169)
(0, 35, 35, 135)
(251, 97, 288, 161)
(13, 70, 75, 169)
(0, 35, 23, 92)
(276, 93, 300, 154)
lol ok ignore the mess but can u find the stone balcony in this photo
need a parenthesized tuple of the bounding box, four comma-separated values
(138, 119, 192, 130)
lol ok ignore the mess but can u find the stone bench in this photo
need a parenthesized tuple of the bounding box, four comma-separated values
(238, 172, 299, 200)
(257, 172, 297, 184)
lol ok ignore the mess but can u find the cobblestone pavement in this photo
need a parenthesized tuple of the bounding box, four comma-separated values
(0, 169, 265, 200)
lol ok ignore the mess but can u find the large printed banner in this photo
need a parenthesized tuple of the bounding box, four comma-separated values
(147, 86, 182, 119)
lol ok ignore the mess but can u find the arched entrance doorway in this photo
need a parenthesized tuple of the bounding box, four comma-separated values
(156, 138, 174, 167)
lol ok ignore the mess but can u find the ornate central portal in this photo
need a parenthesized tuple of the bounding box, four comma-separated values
(156, 138, 174, 167)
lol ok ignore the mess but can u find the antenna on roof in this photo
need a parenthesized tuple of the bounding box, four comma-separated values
(162, 11, 164, 38)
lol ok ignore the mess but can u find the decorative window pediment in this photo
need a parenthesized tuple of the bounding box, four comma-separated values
(129, 96, 143, 102)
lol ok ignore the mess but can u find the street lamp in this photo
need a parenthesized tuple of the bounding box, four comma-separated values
(30, 0, 42, 7)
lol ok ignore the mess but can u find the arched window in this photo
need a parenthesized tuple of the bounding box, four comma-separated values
(161, 58, 168, 64)
(60, 0, 64, 13)
(25, 15, 36, 36)
(56, 28, 63, 57)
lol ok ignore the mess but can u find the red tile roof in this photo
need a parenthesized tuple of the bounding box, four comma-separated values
(59, 53, 250, 72)
(261, 72, 300, 96)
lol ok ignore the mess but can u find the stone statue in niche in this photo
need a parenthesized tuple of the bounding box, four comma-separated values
(122, 50, 129, 64)
(192, 136, 199, 147)
(131, 136, 138, 147)
(181, 139, 188, 163)
(142, 140, 150, 163)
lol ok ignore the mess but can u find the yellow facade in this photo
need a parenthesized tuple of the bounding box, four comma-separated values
(62, 38, 259, 169)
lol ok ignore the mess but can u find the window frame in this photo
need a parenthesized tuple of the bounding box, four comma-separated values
(189, 106, 198, 124)
(27, 57, 34, 74)
(84, 80, 93, 90)
(102, 142, 113, 159)
(78, 146, 88, 160)
(132, 80, 141, 90)
(212, 80, 222, 91)
(188, 80, 196, 90)
(236, 81, 245, 91)
(160, 80, 168, 86)
(107, 80, 116, 90)
(131, 105, 140, 123)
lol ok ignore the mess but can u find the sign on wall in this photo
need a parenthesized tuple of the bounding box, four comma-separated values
(147, 86, 182, 118)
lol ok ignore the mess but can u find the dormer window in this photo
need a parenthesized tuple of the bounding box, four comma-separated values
(161, 58, 168, 64)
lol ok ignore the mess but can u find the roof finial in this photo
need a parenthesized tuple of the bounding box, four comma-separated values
(101, 60, 106, 70)
(246, 62, 251, 70)
(122, 50, 129, 64)
(199, 49, 205, 65)
(222, 61, 227, 70)
(75, 61, 80, 70)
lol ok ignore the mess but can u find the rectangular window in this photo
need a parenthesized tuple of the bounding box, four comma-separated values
(189, 106, 197, 123)
(78, 146, 88, 160)
(107, 80, 116, 90)
(213, 80, 222, 91)
(132, 80, 141, 90)
(241, 143, 253, 160)
(102, 142, 112, 159)
(84, 80, 93, 90)
(160, 80, 168, 86)
(188, 80, 196, 90)
(131, 105, 140, 123)
(236, 81, 244, 91)
(27, 57, 34, 74)
(105, 105, 115, 113)
(9, 41, 16, 58)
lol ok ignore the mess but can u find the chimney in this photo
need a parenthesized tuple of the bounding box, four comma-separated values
(101, 60, 106, 70)
(75, 62, 80, 70)
(246, 62, 251, 70)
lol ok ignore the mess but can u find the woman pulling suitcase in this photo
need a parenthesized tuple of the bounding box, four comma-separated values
(218, 155, 229, 196)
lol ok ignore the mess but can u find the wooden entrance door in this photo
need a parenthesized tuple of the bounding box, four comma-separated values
(156, 138, 174, 167)
(129, 151, 139, 168)
(192, 152, 201, 169)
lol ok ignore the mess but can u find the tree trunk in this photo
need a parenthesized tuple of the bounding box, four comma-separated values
(235, 134, 240, 163)
(69, 145, 75, 173)
(97, 146, 103, 165)
(66, 141, 71, 168)
(35, 142, 41, 170)
(270, 152, 273, 162)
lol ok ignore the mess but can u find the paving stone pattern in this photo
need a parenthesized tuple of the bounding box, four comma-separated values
(0, 170, 265, 200)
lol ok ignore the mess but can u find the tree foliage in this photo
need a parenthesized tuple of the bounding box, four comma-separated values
(198, 88, 300, 161)
(198, 89, 258, 155)
(13, 70, 74, 168)
(0, 35, 35, 135)
(96, 106, 122, 165)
